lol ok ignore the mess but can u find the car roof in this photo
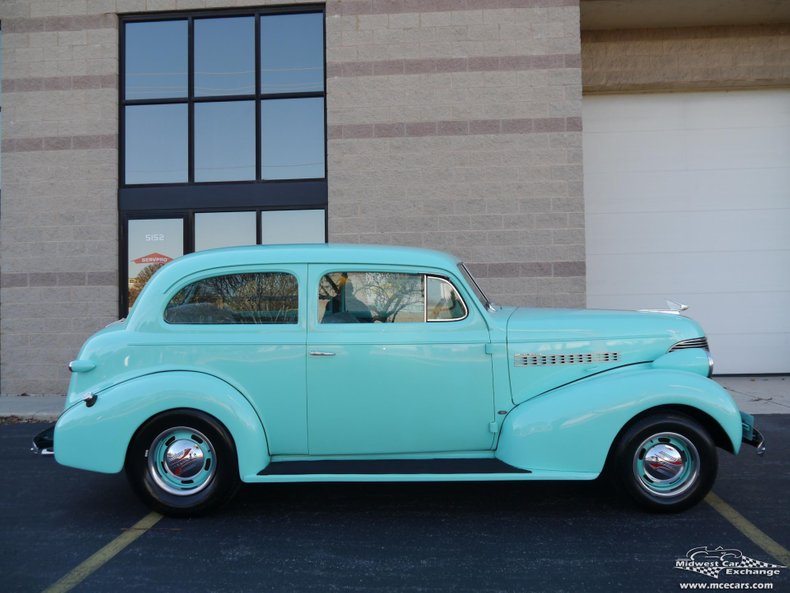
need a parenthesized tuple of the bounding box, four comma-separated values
(137, 243, 463, 297)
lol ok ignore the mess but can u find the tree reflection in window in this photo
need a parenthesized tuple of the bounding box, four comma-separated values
(319, 272, 423, 323)
(165, 272, 298, 324)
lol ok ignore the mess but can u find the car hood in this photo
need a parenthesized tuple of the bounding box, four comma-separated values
(506, 307, 706, 403)
(507, 307, 703, 343)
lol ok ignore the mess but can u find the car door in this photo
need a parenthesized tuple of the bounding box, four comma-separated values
(159, 265, 309, 454)
(305, 265, 496, 455)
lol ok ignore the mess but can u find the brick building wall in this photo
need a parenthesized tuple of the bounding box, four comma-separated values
(0, 0, 584, 395)
(325, 0, 585, 307)
(0, 2, 120, 395)
(582, 24, 790, 93)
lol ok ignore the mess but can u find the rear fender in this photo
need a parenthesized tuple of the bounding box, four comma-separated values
(54, 371, 270, 480)
(495, 368, 741, 474)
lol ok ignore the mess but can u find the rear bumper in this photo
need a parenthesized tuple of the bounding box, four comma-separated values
(740, 411, 766, 455)
(31, 424, 54, 456)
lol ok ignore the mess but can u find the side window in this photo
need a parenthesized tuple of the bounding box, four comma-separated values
(165, 272, 298, 324)
(319, 272, 423, 323)
(426, 276, 468, 321)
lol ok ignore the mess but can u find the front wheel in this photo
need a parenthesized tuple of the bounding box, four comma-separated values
(125, 410, 240, 517)
(612, 414, 717, 513)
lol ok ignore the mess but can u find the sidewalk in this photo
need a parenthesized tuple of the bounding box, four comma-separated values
(1, 376, 788, 423)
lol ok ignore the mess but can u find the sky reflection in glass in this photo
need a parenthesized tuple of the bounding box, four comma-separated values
(262, 98, 325, 180)
(195, 101, 256, 182)
(125, 104, 188, 184)
(261, 13, 324, 94)
(125, 20, 187, 100)
(195, 212, 257, 251)
(195, 17, 255, 97)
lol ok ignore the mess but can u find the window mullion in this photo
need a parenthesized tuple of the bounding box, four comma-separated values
(188, 17, 195, 184)
(255, 13, 262, 182)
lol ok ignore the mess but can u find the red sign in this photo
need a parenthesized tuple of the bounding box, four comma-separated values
(132, 252, 173, 265)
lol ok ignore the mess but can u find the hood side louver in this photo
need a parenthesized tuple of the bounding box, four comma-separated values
(514, 352, 621, 367)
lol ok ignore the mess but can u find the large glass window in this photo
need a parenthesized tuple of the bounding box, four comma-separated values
(125, 20, 187, 100)
(125, 104, 188, 184)
(261, 98, 325, 180)
(121, 9, 325, 186)
(194, 17, 255, 97)
(165, 273, 298, 324)
(195, 101, 256, 182)
(261, 209, 325, 244)
(194, 211, 257, 251)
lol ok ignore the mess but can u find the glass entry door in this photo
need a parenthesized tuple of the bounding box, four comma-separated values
(127, 218, 184, 308)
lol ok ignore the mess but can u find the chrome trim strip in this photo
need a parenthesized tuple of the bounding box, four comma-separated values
(668, 337, 709, 352)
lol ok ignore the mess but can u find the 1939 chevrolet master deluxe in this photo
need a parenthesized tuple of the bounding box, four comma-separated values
(44, 245, 763, 516)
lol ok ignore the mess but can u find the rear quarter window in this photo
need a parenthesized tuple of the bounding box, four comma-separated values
(165, 272, 298, 324)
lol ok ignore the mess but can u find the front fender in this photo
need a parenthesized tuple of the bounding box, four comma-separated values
(495, 368, 742, 474)
(54, 371, 270, 480)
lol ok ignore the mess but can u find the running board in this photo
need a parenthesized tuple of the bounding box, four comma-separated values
(258, 458, 530, 476)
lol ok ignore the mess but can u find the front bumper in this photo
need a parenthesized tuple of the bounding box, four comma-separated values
(740, 411, 766, 455)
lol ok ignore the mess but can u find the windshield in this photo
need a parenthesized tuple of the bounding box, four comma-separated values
(458, 263, 494, 311)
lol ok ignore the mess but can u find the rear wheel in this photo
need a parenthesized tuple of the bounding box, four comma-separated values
(612, 414, 717, 512)
(126, 410, 240, 517)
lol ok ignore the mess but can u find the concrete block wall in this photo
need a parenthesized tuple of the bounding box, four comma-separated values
(325, 0, 585, 308)
(0, 2, 120, 395)
(582, 24, 790, 93)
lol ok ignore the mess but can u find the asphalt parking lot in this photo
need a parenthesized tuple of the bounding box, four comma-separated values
(1, 416, 788, 593)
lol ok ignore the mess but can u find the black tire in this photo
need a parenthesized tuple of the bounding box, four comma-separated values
(125, 409, 240, 517)
(611, 414, 717, 513)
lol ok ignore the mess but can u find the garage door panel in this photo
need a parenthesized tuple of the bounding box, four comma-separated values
(584, 130, 687, 172)
(585, 168, 790, 214)
(584, 90, 790, 373)
(587, 210, 790, 254)
(686, 127, 790, 170)
(585, 127, 789, 173)
(588, 251, 790, 294)
(680, 92, 790, 129)
(583, 92, 790, 133)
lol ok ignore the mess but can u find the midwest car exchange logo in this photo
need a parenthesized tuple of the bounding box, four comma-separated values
(675, 546, 786, 579)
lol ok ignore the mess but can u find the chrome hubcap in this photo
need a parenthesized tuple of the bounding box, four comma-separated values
(148, 427, 216, 496)
(163, 439, 205, 480)
(643, 443, 684, 482)
(633, 432, 699, 498)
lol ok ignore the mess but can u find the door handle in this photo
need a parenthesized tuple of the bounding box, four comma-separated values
(309, 351, 336, 357)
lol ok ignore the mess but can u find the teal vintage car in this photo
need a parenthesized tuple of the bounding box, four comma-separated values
(48, 244, 763, 516)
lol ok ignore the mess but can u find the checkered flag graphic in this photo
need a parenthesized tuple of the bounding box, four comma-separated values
(676, 547, 787, 580)
(736, 556, 785, 570)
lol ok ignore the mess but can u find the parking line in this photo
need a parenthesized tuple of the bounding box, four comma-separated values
(706, 492, 790, 566)
(41, 512, 163, 593)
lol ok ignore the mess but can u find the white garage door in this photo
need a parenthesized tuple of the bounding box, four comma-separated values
(584, 90, 790, 374)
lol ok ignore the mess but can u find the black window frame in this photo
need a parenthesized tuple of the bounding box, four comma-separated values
(118, 6, 327, 317)
(119, 5, 327, 203)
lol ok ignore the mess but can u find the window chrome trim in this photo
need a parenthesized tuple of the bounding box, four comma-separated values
(425, 275, 469, 323)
